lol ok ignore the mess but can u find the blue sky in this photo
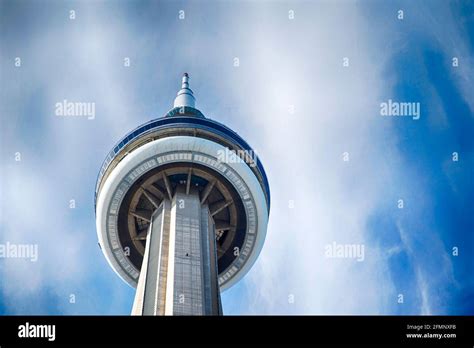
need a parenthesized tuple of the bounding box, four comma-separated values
(0, 0, 473, 315)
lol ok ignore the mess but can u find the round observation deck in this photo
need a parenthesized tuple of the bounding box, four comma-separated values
(95, 76, 270, 291)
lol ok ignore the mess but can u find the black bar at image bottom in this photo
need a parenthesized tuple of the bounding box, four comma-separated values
(0, 316, 472, 346)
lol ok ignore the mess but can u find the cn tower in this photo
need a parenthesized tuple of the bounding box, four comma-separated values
(95, 74, 270, 315)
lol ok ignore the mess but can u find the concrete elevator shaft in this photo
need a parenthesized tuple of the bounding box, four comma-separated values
(131, 185, 222, 315)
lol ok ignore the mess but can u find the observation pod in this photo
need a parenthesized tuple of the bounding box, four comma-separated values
(95, 74, 270, 315)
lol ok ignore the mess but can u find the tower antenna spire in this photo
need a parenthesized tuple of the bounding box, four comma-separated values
(173, 72, 196, 108)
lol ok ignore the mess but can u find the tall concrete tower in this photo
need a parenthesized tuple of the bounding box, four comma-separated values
(95, 74, 270, 315)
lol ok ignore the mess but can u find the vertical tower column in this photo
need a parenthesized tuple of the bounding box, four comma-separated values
(132, 185, 222, 315)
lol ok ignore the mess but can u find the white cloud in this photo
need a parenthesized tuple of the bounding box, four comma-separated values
(213, 2, 400, 314)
